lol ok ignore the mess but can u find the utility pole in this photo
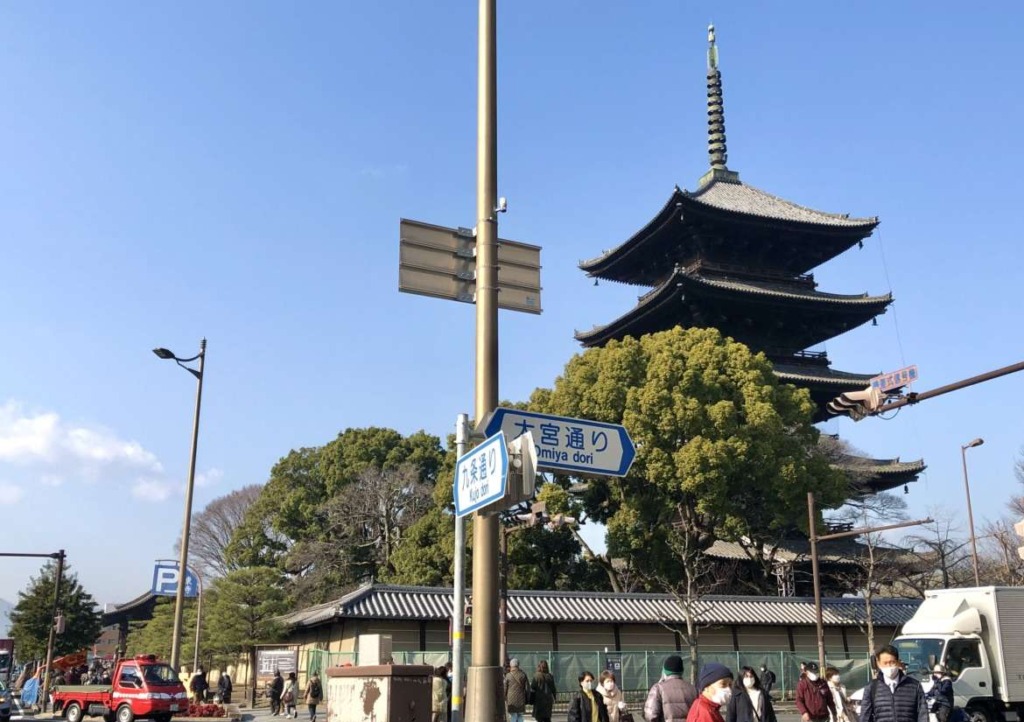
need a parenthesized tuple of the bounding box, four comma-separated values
(42, 549, 65, 712)
(0, 550, 66, 711)
(451, 414, 469, 722)
(807, 496, 930, 671)
(465, 0, 502, 718)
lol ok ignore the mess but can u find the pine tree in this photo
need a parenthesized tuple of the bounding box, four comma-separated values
(9, 561, 102, 660)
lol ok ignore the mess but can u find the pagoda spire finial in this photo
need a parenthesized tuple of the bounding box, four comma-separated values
(700, 24, 740, 186)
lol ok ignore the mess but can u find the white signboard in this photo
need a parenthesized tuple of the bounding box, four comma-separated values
(453, 431, 508, 518)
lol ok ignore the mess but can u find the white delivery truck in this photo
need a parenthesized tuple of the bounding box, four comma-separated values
(890, 587, 1024, 722)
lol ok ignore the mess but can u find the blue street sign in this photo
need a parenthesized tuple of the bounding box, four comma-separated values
(483, 408, 636, 477)
(152, 562, 200, 598)
(454, 431, 509, 518)
(870, 364, 919, 393)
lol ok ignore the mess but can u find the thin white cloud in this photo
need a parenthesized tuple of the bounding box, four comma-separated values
(132, 480, 174, 503)
(0, 401, 162, 473)
(0, 401, 181, 505)
(0, 483, 25, 505)
(195, 467, 224, 488)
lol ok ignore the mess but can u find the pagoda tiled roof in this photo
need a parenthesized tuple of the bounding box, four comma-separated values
(579, 184, 879, 284)
(687, 178, 878, 228)
(575, 267, 891, 349)
(834, 455, 927, 477)
(831, 452, 926, 495)
(773, 362, 877, 387)
(692, 274, 891, 306)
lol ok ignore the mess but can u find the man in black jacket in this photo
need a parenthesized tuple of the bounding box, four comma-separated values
(859, 646, 928, 722)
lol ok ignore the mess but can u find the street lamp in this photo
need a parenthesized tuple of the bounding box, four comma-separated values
(961, 437, 984, 586)
(153, 339, 207, 672)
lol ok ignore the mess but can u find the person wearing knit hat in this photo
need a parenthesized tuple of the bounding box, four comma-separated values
(683, 663, 734, 722)
(643, 655, 697, 722)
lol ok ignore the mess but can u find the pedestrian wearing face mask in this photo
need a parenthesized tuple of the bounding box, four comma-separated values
(597, 671, 629, 722)
(796, 662, 836, 722)
(568, 672, 610, 722)
(823, 667, 851, 722)
(859, 646, 928, 722)
(926, 665, 954, 722)
(687, 663, 734, 722)
(727, 667, 776, 722)
(644, 655, 698, 722)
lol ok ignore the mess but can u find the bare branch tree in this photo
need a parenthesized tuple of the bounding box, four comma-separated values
(977, 519, 1024, 586)
(284, 463, 433, 602)
(900, 510, 974, 594)
(176, 485, 263, 578)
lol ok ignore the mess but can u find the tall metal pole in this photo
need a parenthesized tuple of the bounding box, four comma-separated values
(807, 493, 827, 672)
(192, 567, 205, 673)
(498, 525, 508, 669)
(41, 549, 65, 712)
(451, 414, 469, 722)
(170, 339, 206, 672)
(961, 442, 983, 586)
(465, 0, 501, 716)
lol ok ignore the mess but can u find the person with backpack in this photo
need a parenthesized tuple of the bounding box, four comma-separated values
(269, 671, 284, 716)
(304, 672, 324, 722)
(858, 645, 928, 722)
(281, 672, 298, 719)
(504, 658, 530, 722)
(644, 654, 698, 722)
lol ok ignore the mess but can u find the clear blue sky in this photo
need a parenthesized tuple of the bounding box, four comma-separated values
(2, 2, 1023, 608)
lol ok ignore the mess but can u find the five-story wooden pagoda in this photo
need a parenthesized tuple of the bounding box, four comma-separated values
(576, 26, 923, 495)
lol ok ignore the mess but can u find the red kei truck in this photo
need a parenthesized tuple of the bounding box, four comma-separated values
(52, 655, 187, 722)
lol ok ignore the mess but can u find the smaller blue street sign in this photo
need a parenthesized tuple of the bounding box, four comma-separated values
(152, 562, 200, 598)
(483, 408, 636, 477)
(454, 431, 509, 518)
(870, 364, 919, 393)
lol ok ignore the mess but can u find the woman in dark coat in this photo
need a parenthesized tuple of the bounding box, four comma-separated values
(531, 660, 557, 722)
(568, 671, 610, 722)
(727, 667, 777, 722)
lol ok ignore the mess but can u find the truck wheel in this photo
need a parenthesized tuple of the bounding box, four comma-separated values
(116, 705, 135, 722)
(65, 703, 84, 722)
(965, 706, 991, 722)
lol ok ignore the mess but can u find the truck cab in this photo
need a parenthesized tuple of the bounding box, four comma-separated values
(54, 655, 187, 722)
(892, 632, 992, 718)
(891, 588, 1024, 722)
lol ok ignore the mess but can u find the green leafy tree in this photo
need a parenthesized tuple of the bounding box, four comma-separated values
(9, 561, 102, 660)
(123, 598, 205, 668)
(204, 568, 288, 705)
(534, 327, 847, 675)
